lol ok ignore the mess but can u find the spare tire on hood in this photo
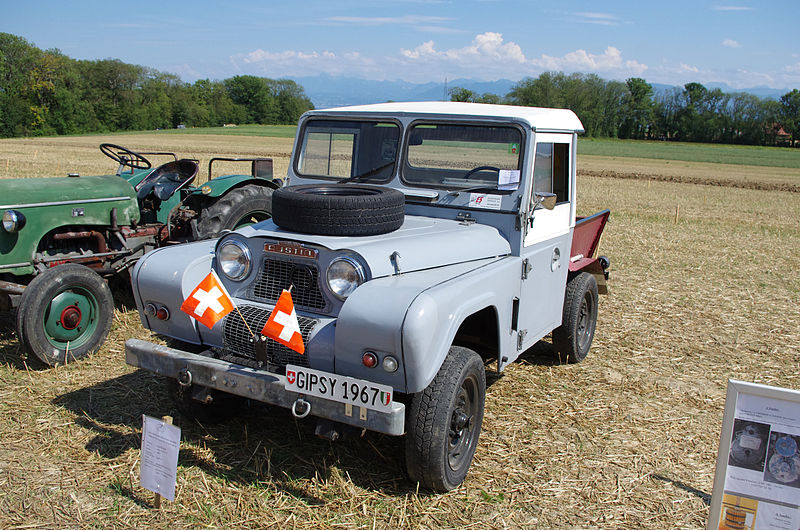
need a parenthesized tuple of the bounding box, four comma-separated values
(272, 184, 405, 236)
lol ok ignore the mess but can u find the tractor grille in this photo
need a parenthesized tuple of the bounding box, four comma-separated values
(252, 258, 327, 311)
(221, 305, 316, 371)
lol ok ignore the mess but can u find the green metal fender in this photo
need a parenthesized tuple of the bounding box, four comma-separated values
(192, 174, 280, 198)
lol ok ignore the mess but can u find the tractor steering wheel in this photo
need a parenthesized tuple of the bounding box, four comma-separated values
(100, 143, 152, 170)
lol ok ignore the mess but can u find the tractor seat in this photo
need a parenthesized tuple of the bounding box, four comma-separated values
(136, 159, 199, 200)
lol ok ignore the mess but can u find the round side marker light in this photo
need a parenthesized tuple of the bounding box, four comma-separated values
(362, 351, 378, 368)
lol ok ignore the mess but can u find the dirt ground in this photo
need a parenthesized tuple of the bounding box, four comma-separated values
(0, 135, 798, 528)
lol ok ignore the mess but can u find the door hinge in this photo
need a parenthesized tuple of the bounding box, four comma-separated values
(517, 329, 527, 351)
(521, 258, 532, 280)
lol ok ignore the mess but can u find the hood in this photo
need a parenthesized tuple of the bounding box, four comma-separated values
(0, 175, 136, 208)
(239, 215, 511, 278)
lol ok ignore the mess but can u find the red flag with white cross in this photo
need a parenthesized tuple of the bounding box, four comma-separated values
(180, 270, 235, 329)
(261, 289, 305, 354)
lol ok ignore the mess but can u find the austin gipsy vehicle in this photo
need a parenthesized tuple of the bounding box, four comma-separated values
(125, 102, 610, 491)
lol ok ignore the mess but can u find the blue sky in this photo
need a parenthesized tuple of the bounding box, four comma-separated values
(4, 0, 799, 90)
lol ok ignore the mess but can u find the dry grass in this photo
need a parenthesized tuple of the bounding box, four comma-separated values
(0, 133, 798, 528)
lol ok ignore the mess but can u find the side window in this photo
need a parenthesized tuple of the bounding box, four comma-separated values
(532, 142, 569, 203)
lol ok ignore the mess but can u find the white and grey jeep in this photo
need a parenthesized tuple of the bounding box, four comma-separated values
(125, 102, 610, 492)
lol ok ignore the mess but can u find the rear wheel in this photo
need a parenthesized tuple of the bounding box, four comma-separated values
(552, 272, 598, 363)
(195, 185, 273, 239)
(16, 264, 113, 366)
(405, 346, 485, 492)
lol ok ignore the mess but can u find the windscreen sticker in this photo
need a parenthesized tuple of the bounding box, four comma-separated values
(469, 193, 502, 210)
(508, 143, 520, 154)
(498, 169, 520, 190)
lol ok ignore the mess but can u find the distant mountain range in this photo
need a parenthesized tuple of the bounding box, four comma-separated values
(290, 75, 790, 109)
(292, 76, 516, 108)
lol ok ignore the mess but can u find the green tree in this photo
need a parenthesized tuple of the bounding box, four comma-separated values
(779, 89, 800, 145)
(619, 78, 654, 139)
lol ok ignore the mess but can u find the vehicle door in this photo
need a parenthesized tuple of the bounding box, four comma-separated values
(516, 132, 575, 353)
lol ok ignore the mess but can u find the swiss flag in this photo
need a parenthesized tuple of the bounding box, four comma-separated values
(180, 270, 235, 329)
(261, 289, 305, 354)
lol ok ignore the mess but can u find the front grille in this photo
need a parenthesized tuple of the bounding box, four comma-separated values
(221, 305, 316, 371)
(252, 258, 327, 310)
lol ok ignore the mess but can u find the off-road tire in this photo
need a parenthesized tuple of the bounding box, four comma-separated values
(195, 184, 273, 239)
(552, 272, 598, 363)
(272, 184, 405, 236)
(405, 346, 486, 492)
(16, 264, 113, 366)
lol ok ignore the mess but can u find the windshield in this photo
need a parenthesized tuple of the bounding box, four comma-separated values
(403, 123, 523, 191)
(296, 119, 400, 182)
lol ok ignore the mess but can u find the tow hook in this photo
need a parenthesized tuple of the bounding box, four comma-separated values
(292, 398, 311, 418)
(177, 368, 192, 387)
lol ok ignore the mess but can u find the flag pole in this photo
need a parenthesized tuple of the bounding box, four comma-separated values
(235, 306, 256, 339)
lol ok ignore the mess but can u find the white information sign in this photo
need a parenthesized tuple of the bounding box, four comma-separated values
(498, 169, 520, 190)
(708, 380, 800, 530)
(140, 415, 181, 502)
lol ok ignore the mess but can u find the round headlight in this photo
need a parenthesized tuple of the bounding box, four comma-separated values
(2, 210, 26, 233)
(218, 239, 251, 280)
(326, 257, 366, 300)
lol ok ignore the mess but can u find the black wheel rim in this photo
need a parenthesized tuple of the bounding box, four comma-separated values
(448, 374, 480, 472)
(576, 292, 595, 351)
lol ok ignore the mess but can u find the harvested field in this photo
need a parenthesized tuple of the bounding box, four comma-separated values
(0, 133, 798, 529)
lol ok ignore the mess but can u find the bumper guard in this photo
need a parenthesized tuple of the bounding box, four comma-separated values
(125, 338, 405, 436)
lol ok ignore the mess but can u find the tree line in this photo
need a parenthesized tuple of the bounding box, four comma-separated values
(451, 72, 800, 147)
(0, 33, 314, 138)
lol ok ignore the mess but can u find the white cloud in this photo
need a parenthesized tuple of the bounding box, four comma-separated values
(233, 34, 648, 83)
(722, 39, 741, 48)
(325, 15, 452, 26)
(574, 12, 619, 26)
(400, 32, 526, 64)
(532, 46, 647, 75)
(712, 5, 755, 11)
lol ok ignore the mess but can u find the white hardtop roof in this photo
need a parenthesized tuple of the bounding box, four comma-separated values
(313, 101, 584, 133)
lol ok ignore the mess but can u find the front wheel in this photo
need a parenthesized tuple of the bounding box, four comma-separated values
(552, 272, 599, 363)
(405, 346, 486, 492)
(195, 185, 273, 239)
(16, 264, 113, 366)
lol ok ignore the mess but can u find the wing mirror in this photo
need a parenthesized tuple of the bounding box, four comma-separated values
(527, 192, 557, 228)
(533, 192, 556, 210)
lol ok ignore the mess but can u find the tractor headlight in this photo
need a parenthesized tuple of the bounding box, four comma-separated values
(326, 257, 366, 300)
(2, 210, 26, 233)
(217, 239, 251, 280)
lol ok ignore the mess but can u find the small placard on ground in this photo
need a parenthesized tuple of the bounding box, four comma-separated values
(140, 415, 181, 502)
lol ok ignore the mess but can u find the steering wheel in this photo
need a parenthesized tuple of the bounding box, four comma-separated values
(463, 165, 500, 179)
(100, 143, 151, 170)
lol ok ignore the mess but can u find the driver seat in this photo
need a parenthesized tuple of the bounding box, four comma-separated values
(136, 159, 199, 201)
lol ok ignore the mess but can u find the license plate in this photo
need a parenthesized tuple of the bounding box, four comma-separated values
(285, 365, 393, 412)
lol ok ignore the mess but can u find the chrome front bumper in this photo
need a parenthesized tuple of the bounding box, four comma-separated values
(125, 338, 406, 436)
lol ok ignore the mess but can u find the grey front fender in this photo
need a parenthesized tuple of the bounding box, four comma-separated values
(131, 239, 217, 345)
(335, 256, 520, 394)
(401, 256, 520, 393)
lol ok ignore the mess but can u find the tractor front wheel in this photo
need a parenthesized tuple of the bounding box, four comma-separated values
(16, 264, 113, 366)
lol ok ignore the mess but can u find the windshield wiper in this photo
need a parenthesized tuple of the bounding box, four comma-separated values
(339, 161, 396, 183)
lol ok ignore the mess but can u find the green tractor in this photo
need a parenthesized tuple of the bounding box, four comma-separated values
(0, 143, 279, 366)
